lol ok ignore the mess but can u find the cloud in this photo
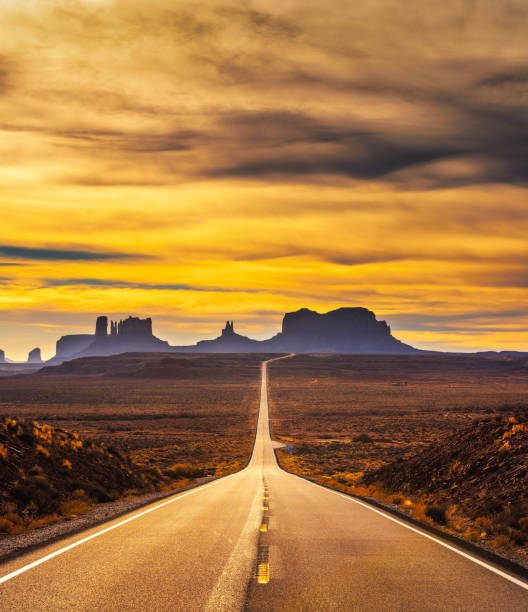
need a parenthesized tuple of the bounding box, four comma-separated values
(41, 278, 261, 293)
(0, 245, 145, 261)
(1, 0, 528, 356)
(2, 1, 527, 189)
(390, 310, 528, 333)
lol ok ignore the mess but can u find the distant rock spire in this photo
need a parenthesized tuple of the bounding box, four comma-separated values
(221, 320, 235, 337)
(95, 316, 108, 339)
(27, 347, 42, 363)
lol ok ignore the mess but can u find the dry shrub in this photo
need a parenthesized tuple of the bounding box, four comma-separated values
(519, 517, 528, 532)
(27, 514, 61, 531)
(474, 516, 494, 533)
(13, 476, 59, 514)
(4, 512, 22, 524)
(35, 444, 50, 458)
(0, 443, 7, 460)
(0, 518, 15, 534)
(163, 463, 204, 479)
(489, 533, 515, 552)
(425, 505, 448, 525)
(60, 499, 91, 518)
(354, 433, 373, 443)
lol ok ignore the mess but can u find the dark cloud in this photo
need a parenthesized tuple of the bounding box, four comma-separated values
(41, 278, 261, 293)
(2, 0, 528, 191)
(54, 128, 199, 153)
(0, 54, 14, 95)
(475, 69, 528, 91)
(389, 310, 528, 333)
(0, 246, 145, 262)
(207, 110, 460, 181)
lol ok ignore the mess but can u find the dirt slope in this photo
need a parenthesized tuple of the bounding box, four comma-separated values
(0, 417, 171, 536)
(363, 414, 528, 546)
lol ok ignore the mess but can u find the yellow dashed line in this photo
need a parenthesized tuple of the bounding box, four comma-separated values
(257, 563, 270, 584)
(260, 523, 268, 532)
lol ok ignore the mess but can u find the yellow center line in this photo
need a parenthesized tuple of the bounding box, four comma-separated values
(257, 563, 270, 584)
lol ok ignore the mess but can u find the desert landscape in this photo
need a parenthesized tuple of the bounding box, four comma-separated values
(2, 350, 527, 569)
(0, 353, 269, 536)
(268, 354, 528, 565)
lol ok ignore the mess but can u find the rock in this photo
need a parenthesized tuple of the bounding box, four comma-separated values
(51, 307, 421, 361)
(95, 316, 108, 339)
(27, 348, 42, 363)
(0, 349, 5, 363)
(55, 335, 94, 360)
(265, 307, 417, 353)
(194, 320, 260, 353)
(77, 316, 170, 357)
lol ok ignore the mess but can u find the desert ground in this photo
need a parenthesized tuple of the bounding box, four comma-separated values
(0, 353, 268, 475)
(0, 353, 271, 535)
(268, 354, 528, 564)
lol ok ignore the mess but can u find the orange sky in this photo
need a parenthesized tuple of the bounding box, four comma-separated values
(1, 0, 527, 360)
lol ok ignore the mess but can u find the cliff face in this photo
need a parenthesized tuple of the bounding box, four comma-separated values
(56, 334, 94, 360)
(265, 307, 417, 354)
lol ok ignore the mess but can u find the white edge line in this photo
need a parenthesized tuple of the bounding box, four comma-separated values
(297, 474, 528, 591)
(0, 472, 240, 585)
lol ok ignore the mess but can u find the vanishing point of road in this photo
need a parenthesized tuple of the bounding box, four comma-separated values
(1, 356, 527, 610)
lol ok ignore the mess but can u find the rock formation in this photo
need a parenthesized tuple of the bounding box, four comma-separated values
(264, 307, 417, 354)
(187, 307, 416, 354)
(27, 348, 43, 363)
(0, 349, 5, 363)
(76, 315, 170, 358)
(221, 320, 235, 337)
(193, 320, 261, 352)
(95, 316, 108, 340)
(49, 306, 421, 363)
(55, 334, 94, 360)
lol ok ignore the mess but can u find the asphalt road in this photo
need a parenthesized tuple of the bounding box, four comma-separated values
(1, 356, 527, 610)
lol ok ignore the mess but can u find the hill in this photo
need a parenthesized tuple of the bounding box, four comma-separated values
(0, 417, 175, 536)
(37, 352, 272, 378)
(363, 414, 528, 552)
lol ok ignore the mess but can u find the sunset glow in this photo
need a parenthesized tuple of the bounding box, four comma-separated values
(1, 0, 527, 359)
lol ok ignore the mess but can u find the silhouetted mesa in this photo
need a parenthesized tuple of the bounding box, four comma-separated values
(263, 307, 417, 354)
(49, 306, 419, 363)
(79, 315, 170, 357)
(27, 347, 42, 363)
(0, 349, 5, 363)
(56, 334, 94, 360)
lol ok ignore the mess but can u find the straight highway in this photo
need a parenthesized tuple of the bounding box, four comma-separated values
(1, 356, 527, 610)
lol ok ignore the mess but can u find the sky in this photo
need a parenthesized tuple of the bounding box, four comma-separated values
(1, 0, 527, 360)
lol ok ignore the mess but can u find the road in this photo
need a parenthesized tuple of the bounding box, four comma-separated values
(1, 356, 527, 610)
